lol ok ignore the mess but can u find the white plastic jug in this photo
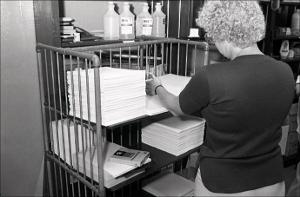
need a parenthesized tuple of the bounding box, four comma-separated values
(136, 3, 153, 37)
(119, 2, 135, 40)
(152, 3, 166, 37)
(103, 2, 120, 40)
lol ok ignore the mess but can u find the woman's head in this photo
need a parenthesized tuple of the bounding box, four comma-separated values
(196, 0, 265, 49)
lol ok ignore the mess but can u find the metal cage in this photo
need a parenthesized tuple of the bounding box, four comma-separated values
(36, 38, 209, 197)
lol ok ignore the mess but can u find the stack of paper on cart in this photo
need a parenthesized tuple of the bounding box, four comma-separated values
(146, 74, 191, 116)
(142, 115, 205, 156)
(67, 67, 146, 126)
(51, 119, 94, 165)
(74, 142, 151, 188)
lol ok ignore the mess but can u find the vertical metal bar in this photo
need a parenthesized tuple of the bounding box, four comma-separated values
(193, 45, 197, 76)
(110, 49, 113, 67)
(56, 52, 70, 197)
(47, 159, 54, 197)
(44, 49, 54, 154)
(177, 0, 182, 38)
(137, 46, 140, 70)
(165, 43, 169, 73)
(129, 47, 132, 69)
(63, 55, 75, 195)
(167, 0, 170, 37)
(119, 48, 122, 68)
(169, 43, 173, 73)
(185, 44, 188, 76)
(111, 128, 114, 143)
(146, 44, 149, 75)
(77, 57, 88, 197)
(36, 49, 49, 153)
(94, 59, 106, 196)
(203, 43, 209, 66)
(120, 126, 123, 146)
(50, 50, 64, 196)
(85, 59, 95, 190)
(177, 43, 180, 75)
(70, 55, 81, 196)
(161, 43, 165, 71)
(154, 44, 158, 76)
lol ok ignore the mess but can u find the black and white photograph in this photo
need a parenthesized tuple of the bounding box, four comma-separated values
(1, 0, 300, 196)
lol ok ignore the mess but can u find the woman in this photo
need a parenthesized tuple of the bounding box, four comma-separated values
(146, 1, 295, 196)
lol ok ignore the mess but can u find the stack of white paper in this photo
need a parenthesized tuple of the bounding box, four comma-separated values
(67, 67, 146, 126)
(146, 74, 191, 116)
(142, 115, 205, 156)
(74, 142, 151, 188)
(142, 172, 194, 197)
(51, 119, 94, 165)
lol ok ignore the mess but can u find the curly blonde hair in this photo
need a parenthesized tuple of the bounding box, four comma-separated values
(196, 0, 265, 48)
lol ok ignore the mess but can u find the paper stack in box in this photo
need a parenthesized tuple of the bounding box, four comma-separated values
(67, 67, 146, 126)
(142, 115, 205, 156)
(146, 74, 191, 116)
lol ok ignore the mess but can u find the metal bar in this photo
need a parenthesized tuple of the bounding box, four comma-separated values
(94, 59, 105, 196)
(169, 43, 173, 73)
(63, 55, 75, 195)
(129, 47, 132, 69)
(50, 50, 65, 196)
(69, 55, 81, 196)
(178, 0, 182, 38)
(119, 48, 122, 68)
(161, 43, 165, 71)
(36, 49, 49, 153)
(77, 57, 88, 197)
(110, 49, 113, 67)
(177, 43, 180, 75)
(146, 44, 149, 76)
(185, 44, 188, 76)
(47, 159, 54, 197)
(154, 44, 158, 76)
(46, 153, 99, 193)
(56, 52, 70, 197)
(137, 45, 141, 70)
(193, 45, 197, 75)
(167, 0, 170, 37)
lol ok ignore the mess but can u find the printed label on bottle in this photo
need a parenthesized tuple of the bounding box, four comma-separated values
(121, 17, 133, 34)
(142, 18, 153, 35)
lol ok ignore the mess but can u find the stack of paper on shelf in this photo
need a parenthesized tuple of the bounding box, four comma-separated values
(142, 115, 205, 156)
(51, 119, 94, 165)
(67, 67, 146, 126)
(74, 142, 151, 187)
(146, 74, 191, 116)
(142, 172, 194, 196)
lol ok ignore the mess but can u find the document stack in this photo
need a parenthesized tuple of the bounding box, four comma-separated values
(60, 17, 76, 41)
(146, 74, 191, 115)
(75, 142, 151, 188)
(142, 115, 205, 156)
(67, 67, 146, 126)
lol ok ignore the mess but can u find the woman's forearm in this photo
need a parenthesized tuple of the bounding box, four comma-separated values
(156, 86, 184, 116)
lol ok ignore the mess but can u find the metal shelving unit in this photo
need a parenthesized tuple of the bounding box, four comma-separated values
(36, 38, 209, 197)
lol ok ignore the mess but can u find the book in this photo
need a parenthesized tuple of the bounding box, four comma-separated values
(109, 147, 150, 167)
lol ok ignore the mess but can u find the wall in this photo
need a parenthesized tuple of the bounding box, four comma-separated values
(1, 1, 44, 196)
(63, 1, 146, 34)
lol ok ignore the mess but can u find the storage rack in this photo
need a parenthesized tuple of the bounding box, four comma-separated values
(36, 38, 210, 197)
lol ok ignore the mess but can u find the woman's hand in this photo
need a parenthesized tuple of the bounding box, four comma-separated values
(146, 73, 162, 96)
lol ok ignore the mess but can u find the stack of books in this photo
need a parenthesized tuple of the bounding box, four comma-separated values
(60, 17, 76, 42)
(67, 67, 146, 126)
(142, 115, 205, 156)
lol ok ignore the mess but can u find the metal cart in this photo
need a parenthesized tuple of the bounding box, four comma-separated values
(36, 38, 209, 197)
